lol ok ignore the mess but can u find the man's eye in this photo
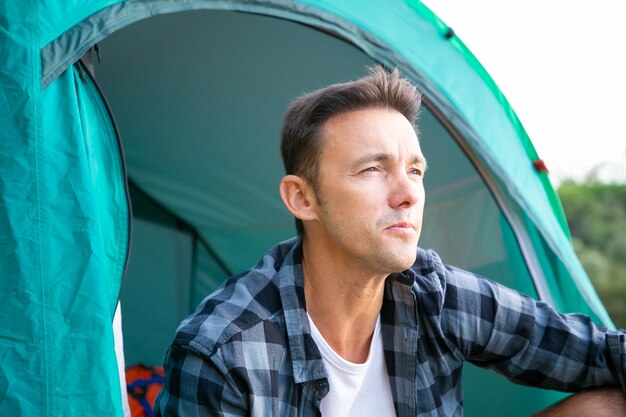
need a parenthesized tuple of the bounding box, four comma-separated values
(362, 166, 379, 173)
(409, 168, 423, 176)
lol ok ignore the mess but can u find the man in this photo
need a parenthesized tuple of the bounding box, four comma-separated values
(155, 67, 626, 416)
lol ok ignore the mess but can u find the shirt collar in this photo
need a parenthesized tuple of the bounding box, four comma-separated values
(276, 237, 327, 384)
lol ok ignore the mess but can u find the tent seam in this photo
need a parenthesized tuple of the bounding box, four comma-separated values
(31, 0, 53, 414)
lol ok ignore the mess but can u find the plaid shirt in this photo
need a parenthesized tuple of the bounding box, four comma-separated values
(154, 237, 626, 417)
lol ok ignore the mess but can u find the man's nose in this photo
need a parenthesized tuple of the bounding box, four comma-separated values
(388, 171, 421, 209)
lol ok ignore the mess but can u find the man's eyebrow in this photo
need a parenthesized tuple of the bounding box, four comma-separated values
(351, 153, 428, 171)
(352, 153, 391, 167)
(411, 154, 428, 172)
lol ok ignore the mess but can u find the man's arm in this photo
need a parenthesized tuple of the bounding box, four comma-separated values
(531, 387, 626, 417)
(154, 345, 248, 417)
(440, 265, 626, 393)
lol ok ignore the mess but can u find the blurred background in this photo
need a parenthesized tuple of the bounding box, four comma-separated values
(423, 0, 626, 328)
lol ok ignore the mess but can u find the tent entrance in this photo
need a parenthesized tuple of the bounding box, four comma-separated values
(122, 182, 230, 365)
(92, 8, 566, 416)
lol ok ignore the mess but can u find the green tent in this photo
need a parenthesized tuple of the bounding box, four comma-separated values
(0, 1, 614, 416)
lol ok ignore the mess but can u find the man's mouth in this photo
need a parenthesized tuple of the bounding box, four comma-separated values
(385, 222, 415, 231)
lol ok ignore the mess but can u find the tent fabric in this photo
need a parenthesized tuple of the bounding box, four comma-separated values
(39, 0, 609, 322)
(0, 1, 615, 416)
(0, 61, 129, 416)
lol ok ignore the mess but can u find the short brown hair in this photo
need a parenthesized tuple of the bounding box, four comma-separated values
(280, 65, 422, 235)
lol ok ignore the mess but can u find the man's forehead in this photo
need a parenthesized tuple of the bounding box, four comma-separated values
(323, 106, 414, 128)
(316, 109, 425, 171)
(324, 108, 419, 141)
(322, 108, 416, 139)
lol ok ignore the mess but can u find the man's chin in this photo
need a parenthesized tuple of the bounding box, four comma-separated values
(378, 251, 418, 274)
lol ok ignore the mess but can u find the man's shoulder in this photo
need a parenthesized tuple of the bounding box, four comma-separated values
(405, 247, 494, 304)
(406, 247, 448, 290)
(409, 247, 523, 310)
(171, 238, 300, 358)
(410, 247, 487, 287)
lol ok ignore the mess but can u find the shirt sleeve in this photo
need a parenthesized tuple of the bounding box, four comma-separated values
(154, 345, 248, 417)
(440, 265, 626, 394)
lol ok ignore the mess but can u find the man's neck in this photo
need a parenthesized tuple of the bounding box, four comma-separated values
(301, 239, 387, 364)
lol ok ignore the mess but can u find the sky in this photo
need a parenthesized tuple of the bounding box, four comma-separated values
(420, 0, 626, 184)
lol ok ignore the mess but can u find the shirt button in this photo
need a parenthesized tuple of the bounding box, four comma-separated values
(316, 381, 327, 390)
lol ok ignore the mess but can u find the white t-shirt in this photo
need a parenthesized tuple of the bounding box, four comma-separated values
(308, 314, 396, 417)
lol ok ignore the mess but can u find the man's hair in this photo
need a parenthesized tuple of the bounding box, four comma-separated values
(280, 65, 422, 235)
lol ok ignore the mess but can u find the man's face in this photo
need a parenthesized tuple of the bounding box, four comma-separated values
(310, 107, 426, 275)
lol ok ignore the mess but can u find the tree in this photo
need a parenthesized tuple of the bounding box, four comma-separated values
(558, 180, 626, 329)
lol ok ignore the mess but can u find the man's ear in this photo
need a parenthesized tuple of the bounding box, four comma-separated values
(279, 175, 320, 222)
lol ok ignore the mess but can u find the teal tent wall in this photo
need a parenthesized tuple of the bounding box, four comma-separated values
(0, 1, 614, 416)
(0, 13, 129, 416)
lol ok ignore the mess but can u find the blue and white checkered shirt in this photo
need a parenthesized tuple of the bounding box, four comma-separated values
(154, 237, 626, 417)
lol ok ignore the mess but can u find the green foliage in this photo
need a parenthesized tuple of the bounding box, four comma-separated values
(558, 181, 626, 329)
